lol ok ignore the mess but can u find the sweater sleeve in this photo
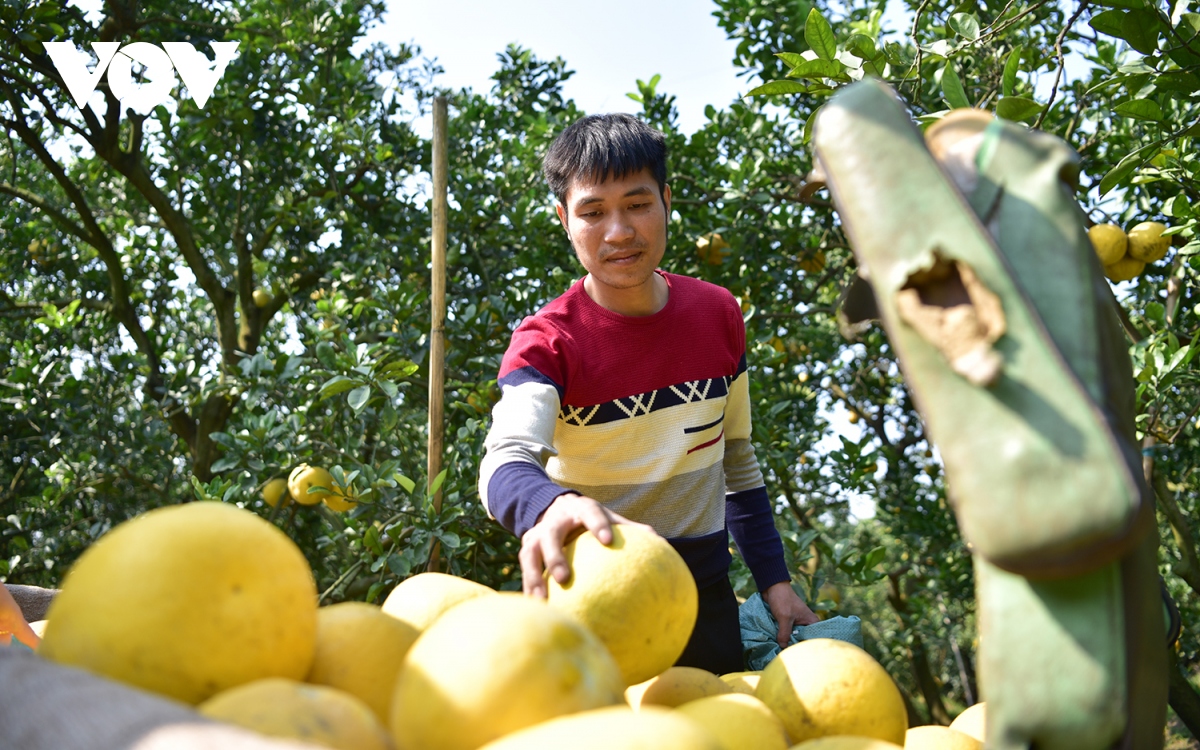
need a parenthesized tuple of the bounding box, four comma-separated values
(478, 317, 577, 536)
(722, 296, 791, 591)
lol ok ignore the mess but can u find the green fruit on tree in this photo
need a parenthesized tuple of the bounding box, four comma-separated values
(1126, 221, 1170, 263)
(1086, 224, 1127, 266)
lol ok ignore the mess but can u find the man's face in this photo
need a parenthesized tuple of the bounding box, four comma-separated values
(556, 167, 672, 297)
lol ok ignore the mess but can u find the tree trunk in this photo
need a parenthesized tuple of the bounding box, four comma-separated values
(1168, 648, 1200, 740)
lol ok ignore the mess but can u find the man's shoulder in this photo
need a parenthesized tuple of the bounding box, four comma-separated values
(663, 272, 740, 315)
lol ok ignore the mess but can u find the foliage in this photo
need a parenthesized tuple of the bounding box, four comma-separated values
(3, 0, 1197, 735)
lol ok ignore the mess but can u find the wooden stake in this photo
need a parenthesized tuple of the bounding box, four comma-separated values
(427, 96, 448, 571)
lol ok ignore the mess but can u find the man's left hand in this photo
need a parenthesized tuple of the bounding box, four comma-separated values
(762, 581, 820, 649)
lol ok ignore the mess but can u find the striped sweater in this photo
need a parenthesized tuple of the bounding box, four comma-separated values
(478, 271, 790, 591)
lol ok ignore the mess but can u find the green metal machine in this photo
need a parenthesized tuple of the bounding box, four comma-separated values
(811, 79, 1168, 749)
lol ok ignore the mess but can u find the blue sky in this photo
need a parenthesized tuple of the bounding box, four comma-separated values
(369, 0, 749, 134)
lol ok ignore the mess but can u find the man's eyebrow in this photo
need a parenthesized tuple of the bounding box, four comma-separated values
(572, 185, 654, 209)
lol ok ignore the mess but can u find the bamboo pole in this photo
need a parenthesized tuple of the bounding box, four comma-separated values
(427, 96, 448, 571)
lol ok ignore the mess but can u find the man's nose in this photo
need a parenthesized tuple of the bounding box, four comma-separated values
(603, 212, 636, 244)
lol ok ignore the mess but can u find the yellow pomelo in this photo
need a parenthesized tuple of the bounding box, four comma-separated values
(625, 666, 731, 709)
(380, 571, 494, 631)
(1127, 221, 1170, 263)
(948, 703, 986, 743)
(1104, 256, 1145, 282)
(390, 593, 623, 750)
(40, 502, 317, 704)
(288, 464, 344, 507)
(478, 706, 723, 750)
(676, 693, 788, 750)
(756, 639, 907, 745)
(262, 477, 289, 508)
(1087, 224, 1128, 266)
(905, 725, 982, 750)
(791, 738, 904, 750)
(252, 289, 271, 308)
(199, 677, 391, 750)
(306, 601, 419, 723)
(546, 525, 698, 686)
(720, 671, 762, 695)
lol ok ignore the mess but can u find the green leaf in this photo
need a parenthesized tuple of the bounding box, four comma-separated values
(746, 80, 810, 97)
(1002, 47, 1023, 97)
(1098, 152, 1142, 196)
(844, 34, 880, 61)
(995, 96, 1043, 121)
(1154, 70, 1200, 94)
(785, 58, 849, 80)
(427, 467, 448, 498)
(394, 473, 416, 494)
(1092, 0, 1147, 8)
(1114, 98, 1164, 121)
(438, 531, 461, 550)
(941, 63, 972, 109)
(319, 375, 360, 400)
(347, 385, 371, 413)
(1090, 9, 1162, 54)
(775, 52, 808, 70)
(803, 105, 823, 144)
(949, 13, 981, 40)
(805, 8, 837, 60)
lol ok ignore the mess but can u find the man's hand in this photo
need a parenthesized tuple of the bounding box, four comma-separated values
(763, 580, 820, 649)
(0, 584, 40, 650)
(519, 493, 655, 598)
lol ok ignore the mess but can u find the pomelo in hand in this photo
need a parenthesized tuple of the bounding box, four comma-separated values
(200, 677, 391, 750)
(40, 502, 318, 704)
(546, 524, 698, 685)
(755, 638, 907, 745)
(390, 593, 623, 750)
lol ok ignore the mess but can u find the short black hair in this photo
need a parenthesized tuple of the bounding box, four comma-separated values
(542, 113, 667, 206)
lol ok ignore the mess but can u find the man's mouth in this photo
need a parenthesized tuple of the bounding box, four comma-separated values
(605, 250, 641, 265)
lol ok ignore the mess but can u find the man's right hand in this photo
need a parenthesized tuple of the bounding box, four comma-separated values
(519, 493, 655, 598)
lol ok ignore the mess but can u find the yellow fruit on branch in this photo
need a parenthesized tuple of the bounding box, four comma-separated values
(288, 464, 355, 511)
(756, 639, 908, 745)
(1104, 255, 1145, 283)
(696, 233, 732, 265)
(798, 249, 827, 274)
(545, 525, 699, 686)
(1126, 221, 1171, 263)
(252, 289, 271, 308)
(200, 678, 391, 750)
(262, 477, 290, 508)
(39, 502, 318, 704)
(1086, 224, 1127, 266)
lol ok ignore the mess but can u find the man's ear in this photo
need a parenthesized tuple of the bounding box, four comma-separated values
(555, 202, 570, 236)
(662, 184, 672, 216)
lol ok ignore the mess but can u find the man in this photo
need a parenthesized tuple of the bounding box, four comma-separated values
(478, 113, 816, 674)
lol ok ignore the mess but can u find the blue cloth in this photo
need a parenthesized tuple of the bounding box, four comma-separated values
(739, 592, 864, 671)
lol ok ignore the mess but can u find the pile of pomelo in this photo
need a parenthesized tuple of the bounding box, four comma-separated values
(29, 501, 984, 749)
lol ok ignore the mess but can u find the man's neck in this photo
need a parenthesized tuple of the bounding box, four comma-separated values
(583, 271, 669, 317)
